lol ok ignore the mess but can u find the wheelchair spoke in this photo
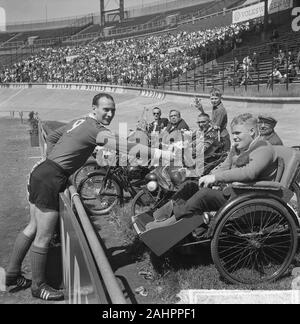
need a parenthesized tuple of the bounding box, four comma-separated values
(219, 244, 250, 262)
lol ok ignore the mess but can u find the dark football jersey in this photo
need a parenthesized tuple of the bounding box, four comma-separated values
(47, 116, 108, 175)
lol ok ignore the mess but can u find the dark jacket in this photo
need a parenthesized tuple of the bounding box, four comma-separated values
(213, 138, 278, 183)
(165, 119, 190, 134)
(148, 118, 169, 133)
(259, 132, 283, 146)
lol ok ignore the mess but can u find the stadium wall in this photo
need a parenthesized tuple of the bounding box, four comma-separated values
(1, 82, 300, 108)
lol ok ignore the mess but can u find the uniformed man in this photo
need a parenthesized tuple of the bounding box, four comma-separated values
(146, 113, 278, 229)
(192, 113, 222, 158)
(258, 115, 283, 146)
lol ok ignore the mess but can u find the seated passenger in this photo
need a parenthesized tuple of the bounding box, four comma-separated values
(148, 107, 169, 134)
(165, 110, 190, 134)
(146, 113, 278, 229)
(258, 115, 283, 146)
(192, 113, 225, 172)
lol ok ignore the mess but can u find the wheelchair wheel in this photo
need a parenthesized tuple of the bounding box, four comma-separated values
(77, 171, 122, 215)
(72, 160, 99, 188)
(131, 189, 160, 216)
(211, 199, 298, 285)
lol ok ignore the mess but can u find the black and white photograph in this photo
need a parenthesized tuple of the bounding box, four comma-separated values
(0, 0, 300, 307)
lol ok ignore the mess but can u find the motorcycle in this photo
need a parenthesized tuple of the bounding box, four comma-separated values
(131, 151, 228, 216)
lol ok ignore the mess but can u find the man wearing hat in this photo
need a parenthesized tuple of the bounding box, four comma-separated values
(258, 115, 283, 146)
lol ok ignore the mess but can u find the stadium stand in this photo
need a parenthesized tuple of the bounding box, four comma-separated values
(0, 22, 251, 84)
(172, 21, 300, 91)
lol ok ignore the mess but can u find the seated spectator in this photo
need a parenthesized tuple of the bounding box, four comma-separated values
(267, 67, 284, 89)
(287, 50, 295, 66)
(165, 110, 190, 134)
(192, 113, 222, 159)
(275, 49, 285, 66)
(233, 57, 241, 72)
(258, 115, 283, 146)
(148, 107, 169, 134)
(251, 52, 260, 71)
(284, 63, 297, 83)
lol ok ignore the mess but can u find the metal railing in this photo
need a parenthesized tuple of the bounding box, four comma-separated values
(68, 186, 127, 304)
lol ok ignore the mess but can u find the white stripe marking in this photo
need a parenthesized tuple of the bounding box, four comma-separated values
(0, 88, 25, 108)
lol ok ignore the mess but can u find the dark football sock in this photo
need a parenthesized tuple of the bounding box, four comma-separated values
(6, 232, 34, 280)
(31, 245, 49, 289)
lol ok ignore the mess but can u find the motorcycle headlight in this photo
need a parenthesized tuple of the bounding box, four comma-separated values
(147, 181, 158, 192)
(145, 173, 158, 182)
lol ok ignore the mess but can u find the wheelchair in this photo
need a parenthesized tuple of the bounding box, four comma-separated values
(132, 146, 300, 285)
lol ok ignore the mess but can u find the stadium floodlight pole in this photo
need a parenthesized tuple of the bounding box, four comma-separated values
(271, 56, 274, 92)
(257, 59, 260, 93)
(222, 61, 225, 93)
(194, 64, 196, 92)
(202, 62, 205, 93)
(286, 43, 289, 92)
(185, 69, 188, 92)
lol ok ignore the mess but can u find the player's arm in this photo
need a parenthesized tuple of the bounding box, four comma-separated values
(96, 130, 173, 164)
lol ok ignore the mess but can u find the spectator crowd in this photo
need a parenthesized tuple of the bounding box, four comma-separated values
(0, 22, 250, 86)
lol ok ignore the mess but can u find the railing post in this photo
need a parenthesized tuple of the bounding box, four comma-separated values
(170, 71, 173, 91)
(257, 60, 260, 93)
(245, 65, 248, 93)
(286, 44, 289, 92)
(185, 69, 188, 92)
(177, 73, 180, 91)
(194, 65, 196, 92)
(271, 57, 274, 92)
(156, 65, 159, 90)
(202, 63, 205, 93)
(233, 59, 236, 93)
(222, 61, 225, 93)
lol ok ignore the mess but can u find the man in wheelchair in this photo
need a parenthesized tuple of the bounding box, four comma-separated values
(192, 112, 229, 175)
(146, 113, 278, 230)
